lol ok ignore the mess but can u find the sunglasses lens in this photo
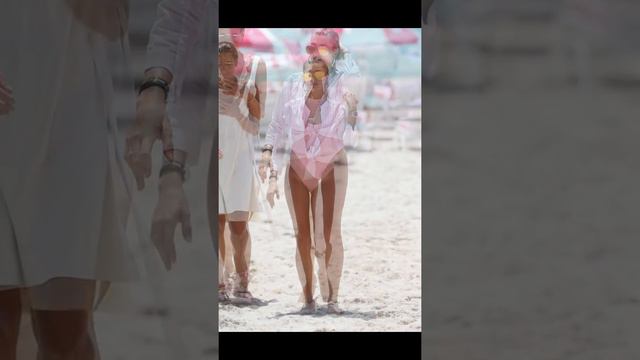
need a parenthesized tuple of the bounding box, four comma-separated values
(306, 45, 316, 54)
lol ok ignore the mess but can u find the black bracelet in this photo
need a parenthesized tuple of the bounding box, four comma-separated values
(159, 162, 186, 182)
(139, 77, 169, 101)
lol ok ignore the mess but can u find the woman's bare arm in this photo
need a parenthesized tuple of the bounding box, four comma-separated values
(246, 59, 267, 121)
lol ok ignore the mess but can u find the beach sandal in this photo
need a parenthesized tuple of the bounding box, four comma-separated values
(232, 271, 254, 302)
(300, 299, 317, 315)
(327, 301, 344, 315)
(218, 284, 230, 304)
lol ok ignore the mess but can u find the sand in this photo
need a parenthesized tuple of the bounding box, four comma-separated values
(219, 120, 422, 332)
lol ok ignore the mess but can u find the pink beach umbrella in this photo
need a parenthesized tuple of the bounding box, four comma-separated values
(383, 28, 419, 45)
(237, 28, 305, 79)
(235, 28, 274, 52)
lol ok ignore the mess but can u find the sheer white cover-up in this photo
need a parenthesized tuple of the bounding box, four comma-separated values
(265, 69, 356, 303)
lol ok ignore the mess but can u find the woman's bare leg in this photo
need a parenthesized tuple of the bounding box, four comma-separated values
(228, 221, 250, 286)
(218, 216, 227, 266)
(320, 168, 336, 270)
(31, 310, 95, 360)
(30, 278, 97, 360)
(0, 288, 21, 360)
(207, 142, 218, 249)
(325, 154, 348, 303)
(218, 215, 227, 289)
(288, 167, 314, 303)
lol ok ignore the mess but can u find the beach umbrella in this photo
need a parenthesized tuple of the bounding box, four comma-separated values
(383, 28, 419, 45)
(237, 28, 305, 81)
(235, 28, 274, 52)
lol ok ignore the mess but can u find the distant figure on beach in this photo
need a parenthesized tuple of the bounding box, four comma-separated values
(261, 29, 359, 315)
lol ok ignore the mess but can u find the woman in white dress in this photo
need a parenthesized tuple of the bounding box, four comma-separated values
(261, 29, 359, 314)
(217, 29, 267, 303)
(0, 0, 135, 358)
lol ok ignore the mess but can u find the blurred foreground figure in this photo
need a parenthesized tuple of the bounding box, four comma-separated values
(0, 0, 135, 359)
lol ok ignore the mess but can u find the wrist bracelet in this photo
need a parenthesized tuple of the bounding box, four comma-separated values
(262, 144, 273, 152)
(159, 162, 186, 182)
(139, 77, 169, 101)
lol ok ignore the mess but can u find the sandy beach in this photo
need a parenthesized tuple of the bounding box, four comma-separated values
(423, 87, 640, 359)
(219, 118, 422, 331)
(422, 1, 640, 357)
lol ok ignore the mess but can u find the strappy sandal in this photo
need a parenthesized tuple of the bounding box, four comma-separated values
(327, 301, 344, 315)
(232, 271, 254, 302)
(300, 299, 317, 315)
(218, 284, 230, 304)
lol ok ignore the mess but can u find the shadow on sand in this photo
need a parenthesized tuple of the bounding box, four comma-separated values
(220, 297, 276, 308)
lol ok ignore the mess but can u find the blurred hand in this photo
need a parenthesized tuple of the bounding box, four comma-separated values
(266, 178, 279, 208)
(258, 162, 268, 183)
(219, 95, 244, 120)
(258, 152, 272, 183)
(125, 86, 170, 190)
(0, 73, 15, 116)
(344, 91, 359, 128)
(219, 76, 240, 96)
(218, 148, 223, 159)
(344, 91, 358, 109)
(150, 172, 192, 271)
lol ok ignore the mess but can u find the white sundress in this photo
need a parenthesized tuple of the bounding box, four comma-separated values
(218, 55, 262, 221)
(0, 0, 136, 309)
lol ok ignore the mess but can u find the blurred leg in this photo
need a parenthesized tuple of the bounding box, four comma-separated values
(30, 278, 96, 360)
(0, 288, 21, 360)
(218, 215, 227, 289)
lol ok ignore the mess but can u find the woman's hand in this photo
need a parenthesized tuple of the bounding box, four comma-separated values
(150, 172, 192, 271)
(344, 91, 358, 109)
(266, 178, 279, 208)
(220, 76, 240, 96)
(245, 86, 261, 119)
(126, 68, 173, 191)
(258, 152, 272, 183)
(344, 91, 359, 127)
(0, 73, 15, 116)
